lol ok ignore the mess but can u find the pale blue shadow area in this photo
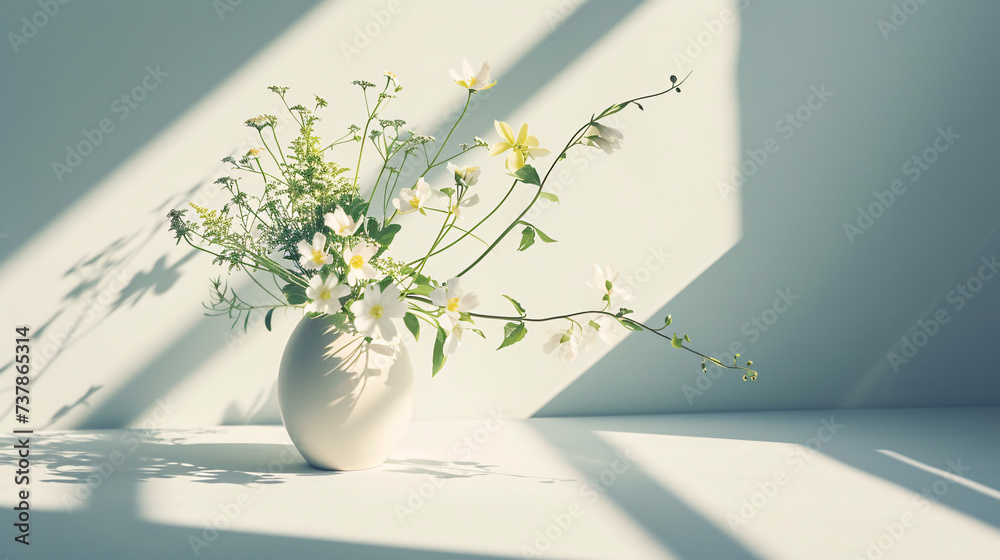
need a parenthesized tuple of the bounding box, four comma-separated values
(537, 1, 1000, 417)
(0, 0, 326, 262)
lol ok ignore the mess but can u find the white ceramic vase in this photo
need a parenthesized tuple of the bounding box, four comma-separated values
(277, 316, 413, 471)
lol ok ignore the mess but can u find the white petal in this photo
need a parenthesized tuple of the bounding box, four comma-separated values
(475, 61, 492, 83)
(542, 332, 562, 354)
(376, 317, 398, 340)
(430, 287, 448, 307)
(445, 277, 462, 298)
(459, 292, 479, 312)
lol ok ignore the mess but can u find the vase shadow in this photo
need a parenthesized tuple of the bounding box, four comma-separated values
(383, 458, 574, 483)
(27, 430, 331, 487)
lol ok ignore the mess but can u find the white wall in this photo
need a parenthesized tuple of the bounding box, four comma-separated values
(0, 0, 996, 429)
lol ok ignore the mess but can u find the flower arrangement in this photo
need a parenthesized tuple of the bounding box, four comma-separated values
(167, 60, 758, 381)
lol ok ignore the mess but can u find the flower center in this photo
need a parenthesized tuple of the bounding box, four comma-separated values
(319, 289, 331, 301)
(370, 304, 384, 319)
(446, 297, 460, 312)
(467, 76, 478, 86)
(409, 196, 421, 209)
(311, 250, 326, 265)
(349, 255, 364, 269)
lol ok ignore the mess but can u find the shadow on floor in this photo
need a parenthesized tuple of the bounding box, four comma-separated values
(532, 407, 1000, 533)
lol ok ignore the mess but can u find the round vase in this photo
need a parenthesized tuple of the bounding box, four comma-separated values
(277, 316, 413, 471)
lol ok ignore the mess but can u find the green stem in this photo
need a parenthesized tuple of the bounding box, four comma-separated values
(456, 74, 692, 278)
(405, 295, 754, 376)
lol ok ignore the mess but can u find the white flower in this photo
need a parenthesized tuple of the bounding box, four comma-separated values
(393, 178, 433, 215)
(350, 283, 407, 340)
(442, 193, 480, 220)
(443, 320, 465, 355)
(581, 315, 620, 351)
(304, 273, 350, 315)
(588, 263, 635, 302)
(583, 123, 624, 154)
(430, 277, 480, 327)
(446, 162, 481, 187)
(297, 232, 333, 271)
(342, 241, 379, 286)
(542, 329, 580, 362)
(324, 207, 363, 237)
(449, 59, 496, 91)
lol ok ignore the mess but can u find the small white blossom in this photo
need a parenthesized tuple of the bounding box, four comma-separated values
(324, 207, 363, 237)
(393, 178, 433, 215)
(342, 241, 379, 286)
(446, 162, 481, 187)
(297, 232, 333, 271)
(449, 59, 496, 91)
(581, 315, 620, 351)
(442, 193, 480, 219)
(542, 329, 580, 362)
(304, 273, 350, 315)
(351, 283, 407, 340)
(443, 320, 465, 355)
(430, 277, 480, 327)
(588, 263, 635, 302)
(583, 123, 624, 154)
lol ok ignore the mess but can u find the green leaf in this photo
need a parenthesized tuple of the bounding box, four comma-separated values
(518, 226, 536, 251)
(539, 192, 560, 203)
(513, 164, 541, 186)
(432, 326, 448, 376)
(406, 284, 434, 297)
(619, 319, 643, 332)
(366, 217, 380, 237)
(377, 276, 394, 291)
(518, 220, 556, 244)
(605, 280, 613, 291)
(533, 225, 557, 243)
(598, 103, 627, 118)
(471, 328, 486, 339)
(439, 187, 456, 197)
(518, 221, 557, 244)
(282, 282, 308, 305)
(497, 321, 527, 350)
(376, 223, 401, 246)
(502, 295, 527, 317)
(403, 312, 420, 341)
(264, 308, 274, 332)
(671, 333, 684, 349)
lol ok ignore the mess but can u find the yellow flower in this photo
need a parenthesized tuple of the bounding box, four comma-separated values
(489, 121, 550, 171)
(449, 59, 496, 92)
